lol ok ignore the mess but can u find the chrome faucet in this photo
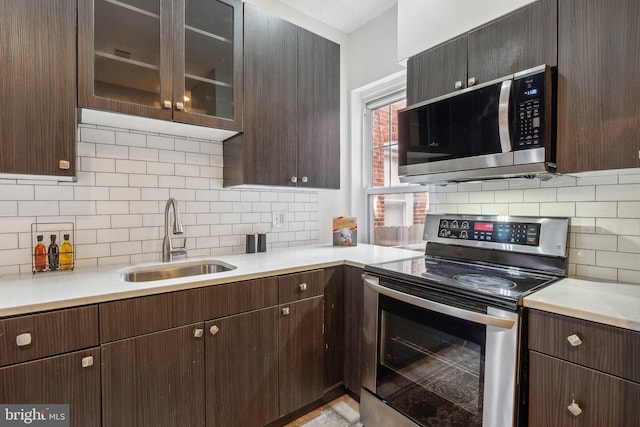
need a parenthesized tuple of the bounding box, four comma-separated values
(162, 198, 187, 262)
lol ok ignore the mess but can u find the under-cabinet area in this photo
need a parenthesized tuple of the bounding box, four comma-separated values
(527, 309, 640, 426)
(0, 266, 362, 427)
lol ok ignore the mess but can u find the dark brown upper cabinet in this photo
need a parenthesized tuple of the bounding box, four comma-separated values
(0, 0, 76, 178)
(407, 0, 557, 105)
(78, 0, 243, 131)
(556, 0, 640, 173)
(223, 4, 340, 189)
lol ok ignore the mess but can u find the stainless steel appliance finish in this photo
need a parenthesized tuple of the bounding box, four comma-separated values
(361, 214, 569, 427)
(398, 65, 555, 184)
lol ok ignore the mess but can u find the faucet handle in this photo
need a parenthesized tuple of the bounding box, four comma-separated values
(172, 237, 188, 256)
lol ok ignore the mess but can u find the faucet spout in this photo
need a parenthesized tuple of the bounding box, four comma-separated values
(163, 198, 187, 262)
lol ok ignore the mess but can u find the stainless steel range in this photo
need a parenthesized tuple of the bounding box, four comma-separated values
(361, 214, 569, 427)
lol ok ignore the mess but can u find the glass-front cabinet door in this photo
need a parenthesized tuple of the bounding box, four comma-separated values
(78, 0, 242, 130)
(172, 0, 242, 129)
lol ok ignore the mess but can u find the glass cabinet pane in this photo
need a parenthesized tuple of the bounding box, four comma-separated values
(182, 0, 235, 119)
(93, 0, 162, 107)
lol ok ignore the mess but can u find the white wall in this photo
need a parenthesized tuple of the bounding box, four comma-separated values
(397, 0, 537, 61)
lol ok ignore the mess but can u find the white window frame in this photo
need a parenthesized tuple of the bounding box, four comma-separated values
(363, 90, 427, 244)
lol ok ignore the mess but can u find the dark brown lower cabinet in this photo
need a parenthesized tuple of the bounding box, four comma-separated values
(278, 296, 324, 416)
(0, 348, 101, 427)
(324, 266, 345, 392)
(101, 323, 205, 427)
(529, 351, 640, 426)
(206, 307, 279, 427)
(343, 265, 364, 399)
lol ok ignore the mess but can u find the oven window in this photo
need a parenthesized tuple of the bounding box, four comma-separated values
(376, 294, 485, 427)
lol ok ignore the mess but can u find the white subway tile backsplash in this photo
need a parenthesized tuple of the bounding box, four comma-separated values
(596, 218, 640, 236)
(77, 142, 96, 157)
(575, 202, 617, 218)
(175, 138, 201, 153)
(96, 143, 129, 159)
(110, 187, 141, 201)
(597, 251, 640, 270)
(76, 243, 111, 259)
(175, 163, 201, 177)
(596, 184, 640, 201)
(556, 186, 595, 201)
(111, 241, 142, 256)
(147, 135, 175, 150)
(508, 203, 539, 216)
(159, 176, 185, 189)
(618, 202, 640, 218)
(96, 172, 129, 188)
(481, 204, 508, 215)
(494, 190, 523, 203)
(97, 228, 129, 243)
(618, 235, 640, 253)
(569, 248, 596, 265)
(115, 159, 146, 174)
(74, 186, 110, 200)
(147, 162, 175, 175)
(0, 234, 19, 250)
(129, 201, 159, 214)
(159, 149, 185, 164)
(116, 131, 146, 147)
(468, 191, 494, 204)
(129, 174, 158, 188)
(573, 233, 617, 251)
(81, 127, 115, 145)
(129, 147, 159, 162)
(18, 201, 59, 217)
(82, 157, 115, 173)
(617, 269, 640, 285)
(524, 188, 556, 202)
(0, 202, 18, 217)
(575, 264, 618, 281)
(60, 201, 96, 216)
(34, 186, 74, 201)
(142, 188, 170, 201)
(539, 202, 575, 217)
(111, 214, 143, 229)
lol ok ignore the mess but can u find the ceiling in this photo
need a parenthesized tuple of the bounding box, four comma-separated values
(276, 0, 398, 33)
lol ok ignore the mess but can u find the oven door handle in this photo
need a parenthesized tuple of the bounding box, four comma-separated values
(365, 278, 516, 330)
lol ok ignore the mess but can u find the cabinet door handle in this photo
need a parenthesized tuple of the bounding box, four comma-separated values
(58, 160, 70, 170)
(468, 77, 477, 86)
(454, 80, 464, 90)
(567, 400, 582, 417)
(81, 356, 94, 368)
(290, 176, 298, 183)
(301, 176, 308, 183)
(299, 283, 307, 291)
(567, 334, 583, 347)
(209, 325, 219, 336)
(282, 307, 290, 316)
(16, 333, 32, 347)
(175, 101, 184, 111)
(193, 328, 204, 338)
(163, 100, 172, 109)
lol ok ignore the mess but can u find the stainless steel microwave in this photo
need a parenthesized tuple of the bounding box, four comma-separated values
(398, 65, 556, 184)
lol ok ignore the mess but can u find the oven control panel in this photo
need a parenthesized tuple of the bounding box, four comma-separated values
(437, 219, 541, 246)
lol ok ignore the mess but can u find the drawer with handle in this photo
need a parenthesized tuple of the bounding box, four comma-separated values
(529, 309, 640, 383)
(278, 270, 324, 304)
(0, 305, 99, 367)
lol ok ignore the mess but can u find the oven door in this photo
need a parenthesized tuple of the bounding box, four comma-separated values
(361, 275, 520, 427)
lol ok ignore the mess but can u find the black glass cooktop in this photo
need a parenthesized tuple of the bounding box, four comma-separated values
(365, 255, 559, 304)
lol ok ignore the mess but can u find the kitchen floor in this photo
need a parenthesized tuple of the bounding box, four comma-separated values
(285, 395, 362, 427)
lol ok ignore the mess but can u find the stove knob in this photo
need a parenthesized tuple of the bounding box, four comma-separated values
(460, 231, 468, 239)
(461, 221, 470, 229)
(441, 220, 449, 228)
(439, 229, 448, 237)
(451, 220, 459, 229)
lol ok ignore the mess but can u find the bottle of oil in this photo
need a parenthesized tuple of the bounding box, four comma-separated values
(48, 234, 59, 271)
(60, 234, 73, 270)
(34, 235, 47, 272)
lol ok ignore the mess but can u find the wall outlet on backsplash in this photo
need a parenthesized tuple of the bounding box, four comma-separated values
(272, 211, 287, 229)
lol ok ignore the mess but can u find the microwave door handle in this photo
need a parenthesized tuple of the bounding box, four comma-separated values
(498, 79, 512, 153)
(364, 278, 515, 330)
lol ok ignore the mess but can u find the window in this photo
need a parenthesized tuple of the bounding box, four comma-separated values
(366, 95, 428, 250)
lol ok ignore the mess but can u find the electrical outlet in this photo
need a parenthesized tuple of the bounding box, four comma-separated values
(272, 210, 287, 229)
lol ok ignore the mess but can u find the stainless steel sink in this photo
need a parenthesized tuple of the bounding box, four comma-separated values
(120, 260, 236, 282)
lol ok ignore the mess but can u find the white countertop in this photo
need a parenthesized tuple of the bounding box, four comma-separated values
(523, 277, 640, 332)
(0, 244, 419, 318)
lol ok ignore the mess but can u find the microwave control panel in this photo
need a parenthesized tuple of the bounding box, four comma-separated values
(513, 71, 545, 150)
(437, 219, 541, 246)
